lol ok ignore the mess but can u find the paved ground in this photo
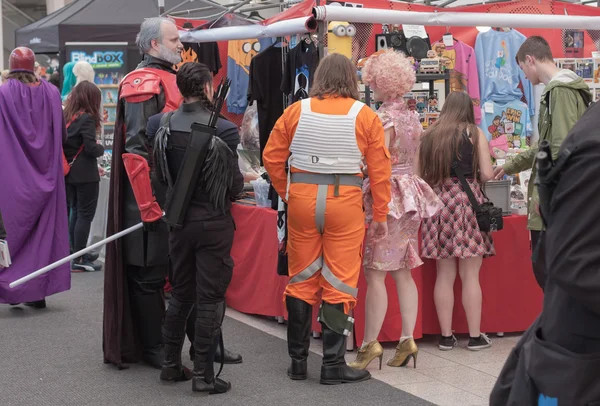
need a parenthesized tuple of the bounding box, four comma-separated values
(1, 271, 434, 406)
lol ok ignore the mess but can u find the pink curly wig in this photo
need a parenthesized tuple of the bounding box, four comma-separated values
(362, 49, 416, 101)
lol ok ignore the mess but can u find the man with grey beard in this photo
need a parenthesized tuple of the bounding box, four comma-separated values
(103, 17, 185, 370)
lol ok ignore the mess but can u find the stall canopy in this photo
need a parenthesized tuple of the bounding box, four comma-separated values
(15, 0, 225, 54)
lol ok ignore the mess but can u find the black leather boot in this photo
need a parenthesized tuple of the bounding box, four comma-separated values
(187, 305, 242, 364)
(130, 292, 165, 369)
(286, 296, 312, 380)
(24, 299, 47, 309)
(160, 298, 193, 382)
(215, 342, 243, 364)
(192, 302, 231, 394)
(319, 302, 371, 385)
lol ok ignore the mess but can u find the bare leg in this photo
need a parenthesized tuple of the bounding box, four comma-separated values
(458, 257, 483, 338)
(390, 269, 418, 339)
(362, 268, 388, 344)
(434, 259, 457, 337)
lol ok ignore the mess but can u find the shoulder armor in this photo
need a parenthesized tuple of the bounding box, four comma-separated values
(119, 69, 163, 103)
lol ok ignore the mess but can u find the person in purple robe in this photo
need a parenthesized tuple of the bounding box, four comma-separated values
(0, 47, 70, 308)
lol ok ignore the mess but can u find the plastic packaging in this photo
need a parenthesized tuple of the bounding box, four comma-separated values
(251, 178, 272, 208)
(240, 102, 260, 152)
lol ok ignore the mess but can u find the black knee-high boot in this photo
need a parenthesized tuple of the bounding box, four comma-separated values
(130, 292, 165, 369)
(319, 302, 371, 385)
(286, 296, 312, 380)
(192, 302, 231, 394)
(160, 298, 194, 381)
(187, 305, 243, 364)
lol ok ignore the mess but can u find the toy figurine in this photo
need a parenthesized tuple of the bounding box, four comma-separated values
(407, 99, 417, 111)
(428, 96, 439, 112)
(416, 96, 426, 113)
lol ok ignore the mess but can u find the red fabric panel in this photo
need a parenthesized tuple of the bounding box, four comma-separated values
(227, 204, 287, 317)
(228, 205, 542, 344)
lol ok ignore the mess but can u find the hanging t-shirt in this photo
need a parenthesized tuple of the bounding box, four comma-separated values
(432, 39, 481, 124)
(248, 44, 285, 165)
(177, 42, 221, 74)
(480, 100, 532, 149)
(281, 41, 319, 103)
(227, 39, 261, 114)
(475, 29, 535, 117)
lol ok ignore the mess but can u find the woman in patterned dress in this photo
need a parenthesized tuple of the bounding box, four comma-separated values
(418, 91, 495, 352)
(349, 50, 442, 370)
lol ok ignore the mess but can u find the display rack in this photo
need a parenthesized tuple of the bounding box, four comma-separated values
(416, 72, 451, 98)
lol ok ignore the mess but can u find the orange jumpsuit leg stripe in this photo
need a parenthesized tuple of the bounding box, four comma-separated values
(318, 185, 365, 314)
(284, 183, 323, 307)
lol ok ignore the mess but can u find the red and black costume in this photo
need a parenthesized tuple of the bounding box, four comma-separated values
(103, 55, 180, 369)
(103, 55, 242, 369)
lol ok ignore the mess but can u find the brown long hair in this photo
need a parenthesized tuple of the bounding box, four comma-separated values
(63, 81, 102, 128)
(309, 53, 360, 100)
(418, 91, 480, 186)
(7, 72, 37, 84)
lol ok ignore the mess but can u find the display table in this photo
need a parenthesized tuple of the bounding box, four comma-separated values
(227, 204, 543, 345)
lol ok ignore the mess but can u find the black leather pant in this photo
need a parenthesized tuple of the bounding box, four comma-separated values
(163, 215, 235, 379)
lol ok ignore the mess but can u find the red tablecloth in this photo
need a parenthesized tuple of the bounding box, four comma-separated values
(227, 204, 543, 344)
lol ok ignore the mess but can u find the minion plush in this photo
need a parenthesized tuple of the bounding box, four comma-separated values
(327, 21, 356, 59)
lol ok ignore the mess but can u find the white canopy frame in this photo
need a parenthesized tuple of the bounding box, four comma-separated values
(178, 15, 317, 42)
(312, 5, 600, 30)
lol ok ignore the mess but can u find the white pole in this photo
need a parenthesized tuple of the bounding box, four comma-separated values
(9, 222, 144, 289)
(312, 5, 600, 30)
(179, 16, 317, 43)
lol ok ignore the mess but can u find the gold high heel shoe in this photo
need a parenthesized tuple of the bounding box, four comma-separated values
(348, 340, 384, 370)
(387, 338, 418, 368)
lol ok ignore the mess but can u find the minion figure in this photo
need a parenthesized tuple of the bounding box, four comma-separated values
(327, 21, 356, 59)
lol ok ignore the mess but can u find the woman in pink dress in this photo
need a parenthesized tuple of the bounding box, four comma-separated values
(349, 50, 441, 370)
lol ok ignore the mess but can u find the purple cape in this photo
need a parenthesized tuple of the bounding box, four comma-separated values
(0, 79, 70, 303)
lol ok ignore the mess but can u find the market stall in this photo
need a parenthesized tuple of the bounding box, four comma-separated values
(214, 0, 600, 344)
(79, 0, 600, 345)
(226, 204, 541, 344)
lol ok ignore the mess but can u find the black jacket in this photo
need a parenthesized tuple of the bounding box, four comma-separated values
(490, 101, 600, 406)
(542, 100, 600, 354)
(63, 113, 104, 184)
(147, 101, 244, 221)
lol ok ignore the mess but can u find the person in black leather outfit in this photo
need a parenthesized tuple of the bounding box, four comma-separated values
(103, 17, 241, 370)
(147, 62, 244, 394)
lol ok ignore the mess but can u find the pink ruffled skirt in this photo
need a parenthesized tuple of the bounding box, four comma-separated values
(363, 172, 442, 271)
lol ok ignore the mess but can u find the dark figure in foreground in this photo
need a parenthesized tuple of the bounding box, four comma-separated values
(148, 62, 244, 394)
(491, 98, 600, 405)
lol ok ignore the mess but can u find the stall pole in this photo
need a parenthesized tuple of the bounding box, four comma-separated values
(316, 0, 325, 59)
(158, 0, 165, 15)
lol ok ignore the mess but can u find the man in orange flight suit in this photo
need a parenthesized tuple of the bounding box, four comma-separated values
(263, 53, 391, 385)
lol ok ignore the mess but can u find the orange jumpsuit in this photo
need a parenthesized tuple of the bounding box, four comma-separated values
(263, 97, 391, 313)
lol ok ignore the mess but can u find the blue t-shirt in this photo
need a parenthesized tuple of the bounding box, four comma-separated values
(479, 100, 532, 148)
(475, 29, 535, 117)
